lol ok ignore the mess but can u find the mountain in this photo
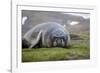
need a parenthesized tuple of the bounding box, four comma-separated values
(22, 10, 90, 35)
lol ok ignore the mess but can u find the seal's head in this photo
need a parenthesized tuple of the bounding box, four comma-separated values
(50, 28, 68, 47)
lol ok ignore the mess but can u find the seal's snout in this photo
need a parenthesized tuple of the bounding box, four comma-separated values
(53, 36, 65, 47)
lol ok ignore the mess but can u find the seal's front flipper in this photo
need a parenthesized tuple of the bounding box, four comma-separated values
(29, 31, 42, 48)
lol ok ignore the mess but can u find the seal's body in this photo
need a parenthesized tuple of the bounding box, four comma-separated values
(22, 22, 70, 48)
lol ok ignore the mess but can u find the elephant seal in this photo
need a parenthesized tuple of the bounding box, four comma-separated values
(22, 22, 70, 48)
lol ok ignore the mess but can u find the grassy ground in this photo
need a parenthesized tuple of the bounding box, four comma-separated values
(22, 32, 90, 62)
(22, 40, 90, 62)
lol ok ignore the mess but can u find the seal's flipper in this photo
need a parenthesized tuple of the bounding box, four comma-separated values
(29, 31, 42, 48)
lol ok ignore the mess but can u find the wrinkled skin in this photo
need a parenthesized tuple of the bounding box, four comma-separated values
(22, 22, 70, 48)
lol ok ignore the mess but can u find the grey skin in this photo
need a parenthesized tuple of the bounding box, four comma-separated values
(22, 22, 70, 48)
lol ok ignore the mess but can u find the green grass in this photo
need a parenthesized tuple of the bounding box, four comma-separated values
(70, 32, 90, 40)
(22, 40, 90, 62)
